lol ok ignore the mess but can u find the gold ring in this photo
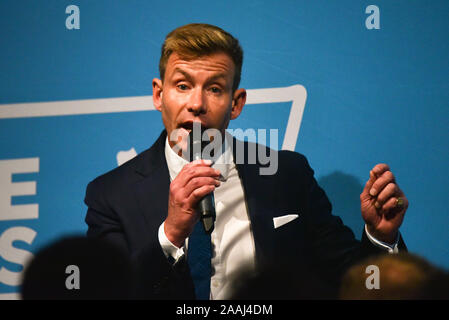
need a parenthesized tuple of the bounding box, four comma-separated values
(396, 197, 404, 208)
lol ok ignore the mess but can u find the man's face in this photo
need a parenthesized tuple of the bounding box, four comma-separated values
(153, 52, 246, 148)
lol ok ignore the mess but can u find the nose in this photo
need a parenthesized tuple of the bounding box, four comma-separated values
(187, 88, 206, 115)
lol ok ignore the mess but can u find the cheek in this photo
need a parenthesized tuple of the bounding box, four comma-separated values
(161, 96, 181, 123)
(210, 105, 232, 128)
(159, 104, 177, 134)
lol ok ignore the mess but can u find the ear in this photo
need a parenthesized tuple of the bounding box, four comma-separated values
(152, 78, 163, 112)
(230, 88, 246, 120)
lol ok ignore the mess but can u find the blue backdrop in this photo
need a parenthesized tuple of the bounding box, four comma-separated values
(0, 0, 448, 298)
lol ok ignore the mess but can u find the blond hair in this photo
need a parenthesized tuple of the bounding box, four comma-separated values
(159, 23, 243, 92)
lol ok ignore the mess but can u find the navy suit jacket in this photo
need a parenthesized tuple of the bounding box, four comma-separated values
(84, 130, 405, 299)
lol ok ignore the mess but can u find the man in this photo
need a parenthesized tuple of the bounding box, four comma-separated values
(85, 23, 409, 299)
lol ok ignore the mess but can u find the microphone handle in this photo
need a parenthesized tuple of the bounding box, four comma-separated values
(198, 193, 216, 234)
(193, 154, 216, 234)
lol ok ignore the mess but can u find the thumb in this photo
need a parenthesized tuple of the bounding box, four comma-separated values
(361, 170, 377, 201)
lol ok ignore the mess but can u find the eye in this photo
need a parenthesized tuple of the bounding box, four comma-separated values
(177, 84, 188, 90)
(210, 86, 221, 94)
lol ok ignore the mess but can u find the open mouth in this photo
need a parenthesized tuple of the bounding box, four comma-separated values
(178, 121, 208, 132)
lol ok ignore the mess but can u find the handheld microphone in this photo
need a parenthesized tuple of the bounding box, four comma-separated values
(188, 125, 216, 234)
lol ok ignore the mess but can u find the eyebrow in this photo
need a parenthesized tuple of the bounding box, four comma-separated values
(173, 68, 194, 82)
(172, 68, 228, 84)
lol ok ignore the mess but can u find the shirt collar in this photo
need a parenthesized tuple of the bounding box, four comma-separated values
(164, 131, 234, 182)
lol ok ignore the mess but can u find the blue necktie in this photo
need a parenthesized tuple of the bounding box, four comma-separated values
(187, 220, 212, 300)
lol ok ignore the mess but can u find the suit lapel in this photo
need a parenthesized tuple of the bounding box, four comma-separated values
(133, 131, 170, 233)
(233, 138, 277, 269)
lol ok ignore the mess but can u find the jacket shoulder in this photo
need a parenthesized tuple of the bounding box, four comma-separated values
(277, 150, 312, 175)
(278, 149, 309, 166)
(85, 147, 151, 201)
(86, 131, 167, 196)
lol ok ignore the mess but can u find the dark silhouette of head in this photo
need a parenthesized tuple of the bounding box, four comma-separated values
(230, 262, 337, 300)
(339, 252, 449, 300)
(21, 235, 134, 300)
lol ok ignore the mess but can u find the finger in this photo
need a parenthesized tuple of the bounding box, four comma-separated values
(186, 184, 216, 208)
(175, 164, 221, 187)
(186, 159, 213, 168)
(183, 176, 221, 198)
(369, 170, 395, 197)
(382, 197, 398, 211)
(382, 190, 408, 211)
(361, 170, 378, 199)
(371, 163, 390, 178)
(381, 197, 405, 215)
(180, 159, 214, 171)
(374, 182, 397, 209)
(196, 159, 213, 165)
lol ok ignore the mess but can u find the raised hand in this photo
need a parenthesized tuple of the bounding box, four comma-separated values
(360, 164, 408, 244)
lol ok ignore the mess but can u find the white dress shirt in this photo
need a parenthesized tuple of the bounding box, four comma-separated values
(158, 132, 400, 299)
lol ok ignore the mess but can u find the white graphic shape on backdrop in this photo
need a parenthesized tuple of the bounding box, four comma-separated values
(116, 148, 138, 166)
(0, 86, 306, 298)
(1, 85, 307, 152)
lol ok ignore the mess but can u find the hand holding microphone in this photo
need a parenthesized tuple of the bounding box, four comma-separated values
(187, 127, 217, 234)
(164, 125, 219, 247)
